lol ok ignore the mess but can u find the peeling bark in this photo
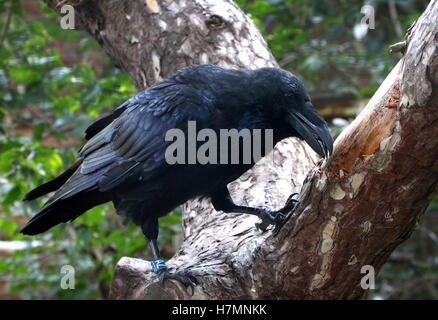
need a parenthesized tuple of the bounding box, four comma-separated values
(44, 0, 438, 299)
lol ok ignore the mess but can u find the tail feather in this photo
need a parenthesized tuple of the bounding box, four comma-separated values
(21, 190, 110, 235)
(23, 160, 82, 201)
(21, 202, 75, 235)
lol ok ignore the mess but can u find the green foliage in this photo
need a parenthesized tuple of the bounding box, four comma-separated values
(0, 0, 181, 299)
(237, 0, 425, 97)
(0, 0, 435, 299)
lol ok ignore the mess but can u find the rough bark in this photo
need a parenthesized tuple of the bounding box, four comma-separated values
(44, 0, 438, 299)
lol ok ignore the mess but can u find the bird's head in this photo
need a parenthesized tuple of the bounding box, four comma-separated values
(252, 68, 333, 158)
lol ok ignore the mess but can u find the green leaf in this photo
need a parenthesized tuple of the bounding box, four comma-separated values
(9, 66, 40, 84)
(0, 219, 18, 236)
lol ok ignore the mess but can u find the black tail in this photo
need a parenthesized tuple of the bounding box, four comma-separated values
(23, 160, 82, 201)
(21, 189, 110, 235)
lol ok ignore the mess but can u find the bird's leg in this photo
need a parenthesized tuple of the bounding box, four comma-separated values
(149, 239, 198, 291)
(142, 219, 198, 291)
(211, 187, 299, 232)
(149, 239, 167, 273)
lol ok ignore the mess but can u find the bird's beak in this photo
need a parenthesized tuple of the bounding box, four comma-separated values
(287, 111, 333, 158)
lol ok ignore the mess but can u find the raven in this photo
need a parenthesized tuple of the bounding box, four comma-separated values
(22, 64, 332, 287)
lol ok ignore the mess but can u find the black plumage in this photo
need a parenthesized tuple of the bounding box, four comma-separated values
(22, 64, 333, 286)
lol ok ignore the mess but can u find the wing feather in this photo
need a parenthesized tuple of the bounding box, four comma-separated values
(59, 76, 213, 198)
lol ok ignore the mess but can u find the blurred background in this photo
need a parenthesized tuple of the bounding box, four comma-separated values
(0, 0, 436, 299)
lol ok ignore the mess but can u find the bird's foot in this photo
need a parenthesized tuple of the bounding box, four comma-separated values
(157, 268, 198, 293)
(151, 258, 198, 292)
(255, 193, 299, 233)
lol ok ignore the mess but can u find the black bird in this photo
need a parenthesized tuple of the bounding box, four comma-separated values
(22, 64, 333, 287)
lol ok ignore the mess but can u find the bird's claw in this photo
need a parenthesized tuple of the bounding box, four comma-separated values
(255, 193, 299, 234)
(255, 209, 288, 232)
(272, 211, 294, 235)
(255, 220, 270, 232)
(280, 193, 299, 214)
(157, 269, 198, 294)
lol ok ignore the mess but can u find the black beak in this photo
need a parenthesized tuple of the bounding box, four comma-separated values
(288, 111, 333, 158)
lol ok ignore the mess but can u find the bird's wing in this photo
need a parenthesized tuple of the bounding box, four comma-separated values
(83, 100, 129, 140)
(45, 83, 211, 205)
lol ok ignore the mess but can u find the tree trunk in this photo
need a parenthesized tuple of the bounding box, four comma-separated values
(44, 0, 438, 299)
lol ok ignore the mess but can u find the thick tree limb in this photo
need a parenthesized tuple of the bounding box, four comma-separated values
(44, 0, 437, 299)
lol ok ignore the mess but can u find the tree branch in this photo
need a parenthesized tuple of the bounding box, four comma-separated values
(43, 0, 438, 299)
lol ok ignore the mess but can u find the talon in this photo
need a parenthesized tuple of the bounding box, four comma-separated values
(255, 195, 299, 235)
(256, 221, 269, 232)
(272, 211, 293, 235)
(274, 212, 287, 223)
(287, 193, 299, 201)
(280, 193, 299, 214)
(157, 269, 198, 293)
